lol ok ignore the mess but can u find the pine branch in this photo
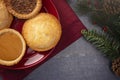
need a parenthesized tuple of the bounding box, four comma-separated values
(108, 26, 120, 41)
(81, 29, 120, 60)
(75, 0, 92, 14)
(114, 16, 120, 28)
(75, 0, 103, 14)
(107, 15, 120, 41)
(90, 11, 109, 26)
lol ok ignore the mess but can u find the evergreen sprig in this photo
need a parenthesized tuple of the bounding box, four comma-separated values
(81, 29, 120, 60)
(76, 0, 103, 14)
(107, 15, 120, 41)
(76, 0, 92, 14)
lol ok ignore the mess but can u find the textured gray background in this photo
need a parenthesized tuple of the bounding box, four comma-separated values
(1, 0, 120, 80)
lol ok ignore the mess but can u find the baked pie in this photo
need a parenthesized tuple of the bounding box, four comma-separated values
(0, 0, 13, 30)
(22, 13, 62, 51)
(0, 29, 26, 66)
(4, 0, 42, 19)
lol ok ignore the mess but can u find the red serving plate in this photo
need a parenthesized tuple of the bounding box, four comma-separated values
(0, 0, 60, 70)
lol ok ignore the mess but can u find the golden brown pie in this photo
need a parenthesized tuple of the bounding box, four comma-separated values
(4, 0, 42, 19)
(22, 13, 62, 51)
(0, 0, 13, 30)
(0, 29, 26, 66)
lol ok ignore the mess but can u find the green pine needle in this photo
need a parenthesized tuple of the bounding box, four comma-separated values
(81, 29, 120, 60)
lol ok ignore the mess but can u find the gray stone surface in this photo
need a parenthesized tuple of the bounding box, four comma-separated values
(24, 38, 120, 80)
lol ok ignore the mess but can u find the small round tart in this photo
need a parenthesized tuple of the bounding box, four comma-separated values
(0, 29, 26, 66)
(4, 0, 42, 19)
(0, 0, 13, 30)
(22, 13, 62, 52)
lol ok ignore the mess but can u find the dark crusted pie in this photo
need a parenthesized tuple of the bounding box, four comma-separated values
(4, 0, 42, 19)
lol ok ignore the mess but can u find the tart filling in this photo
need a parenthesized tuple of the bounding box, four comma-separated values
(5, 0, 42, 19)
(11, 0, 36, 14)
(0, 29, 26, 66)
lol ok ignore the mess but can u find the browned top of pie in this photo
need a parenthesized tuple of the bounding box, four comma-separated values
(22, 13, 62, 51)
(11, 0, 36, 14)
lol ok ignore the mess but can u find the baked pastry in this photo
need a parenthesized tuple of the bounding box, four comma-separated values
(22, 13, 62, 51)
(0, 0, 13, 30)
(0, 29, 26, 66)
(4, 0, 42, 19)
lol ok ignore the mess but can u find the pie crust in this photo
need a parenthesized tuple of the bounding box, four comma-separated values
(0, 0, 13, 29)
(22, 13, 62, 51)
